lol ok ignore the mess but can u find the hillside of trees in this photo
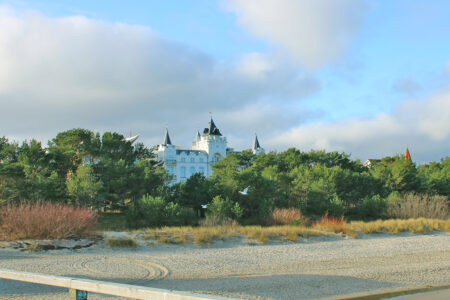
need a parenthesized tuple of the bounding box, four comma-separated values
(1, 129, 448, 228)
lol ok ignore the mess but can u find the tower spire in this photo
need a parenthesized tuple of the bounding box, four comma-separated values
(253, 133, 261, 150)
(405, 147, 411, 161)
(203, 115, 222, 136)
(163, 128, 172, 146)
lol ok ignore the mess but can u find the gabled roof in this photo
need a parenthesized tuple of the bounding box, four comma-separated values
(163, 129, 172, 145)
(253, 134, 261, 150)
(203, 117, 222, 136)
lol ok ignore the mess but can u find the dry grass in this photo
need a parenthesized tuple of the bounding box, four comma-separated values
(141, 225, 323, 245)
(199, 216, 238, 227)
(387, 193, 448, 219)
(0, 202, 97, 240)
(312, 213, 358, 237)
(351, 218, 450, 234)
(105, 237, 137, 249)
(137, 217, 449, 246)
(268, 208, 309, 226)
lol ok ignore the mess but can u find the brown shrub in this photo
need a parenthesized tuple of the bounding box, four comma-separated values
(268, 208, 308, 226)
(313, 212, 357, 237)
(0, 201, 97, 240)
(386, 193, 448, 220)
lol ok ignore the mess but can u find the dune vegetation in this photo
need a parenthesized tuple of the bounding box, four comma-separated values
(139, 217, 450, 246)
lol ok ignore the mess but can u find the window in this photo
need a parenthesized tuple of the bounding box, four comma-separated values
(181, 167, 186, 178)
(190, 167, 195, 176)
(168, 167, 174, 175)
(212, 153, 221, 164)
(199, 158, 204, 163)
(190, 157, 195, 163)
(181, 157, 186, 163)
(199, 167, 204, 175)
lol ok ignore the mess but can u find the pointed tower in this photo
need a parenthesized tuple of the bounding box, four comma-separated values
(405, 148, 411, 161)
(252, 134, 265, 155)
(192, 116, 228, 175)
(156, 128, 176, 175)
(203, 116, 222, 136)
(163, 128, 172, 145)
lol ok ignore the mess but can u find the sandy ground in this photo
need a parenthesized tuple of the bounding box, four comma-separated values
(0, 232, 449, 299)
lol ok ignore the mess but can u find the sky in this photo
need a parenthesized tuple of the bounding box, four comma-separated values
(0, 0, 449, 163)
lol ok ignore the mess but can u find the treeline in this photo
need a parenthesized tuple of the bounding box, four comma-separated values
(0, 129, 448, 228)
(0, 129, 165, 208)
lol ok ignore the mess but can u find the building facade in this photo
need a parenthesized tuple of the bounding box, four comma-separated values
(155, 118, 264, 183)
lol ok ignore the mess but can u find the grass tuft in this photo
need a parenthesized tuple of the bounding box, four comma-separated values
(105, 237, 137, 249)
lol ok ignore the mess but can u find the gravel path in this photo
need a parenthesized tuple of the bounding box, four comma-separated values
(0, 232, 449, 299)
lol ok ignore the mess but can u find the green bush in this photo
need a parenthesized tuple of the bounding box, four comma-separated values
(206, 195, 243, 220)
(126, 194, 198, 228)
(176, 207, 199, 226)
(126, 194, 165, 228)
(357, 195, 387, 219)
(328, 194, 344, 217)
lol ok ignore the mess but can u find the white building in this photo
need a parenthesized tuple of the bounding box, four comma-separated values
(155, 118, 264, 183)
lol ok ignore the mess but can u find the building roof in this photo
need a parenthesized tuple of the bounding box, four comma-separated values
(163, 129, 172, 145)
(203, 117, 222, 136)
(124, 134, 139, 144)
(363, 159, 381, 168)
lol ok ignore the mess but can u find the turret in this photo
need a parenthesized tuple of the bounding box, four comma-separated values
(252, 134, 265, 155)
(192, 117, 228, 174)
(203, 116, 222, 136)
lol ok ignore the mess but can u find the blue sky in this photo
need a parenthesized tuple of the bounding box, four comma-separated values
(0, 0, 449, 163)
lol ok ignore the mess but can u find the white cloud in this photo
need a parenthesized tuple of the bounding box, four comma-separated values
(416, 92, 450, 140)
(238, 53, 273, 79)
(0, 7, 319, 148)
(226, 0, 370, 70)
(269, 88, 450, 163)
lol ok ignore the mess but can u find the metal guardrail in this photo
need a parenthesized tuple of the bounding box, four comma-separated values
(0, 268, 237, 300)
